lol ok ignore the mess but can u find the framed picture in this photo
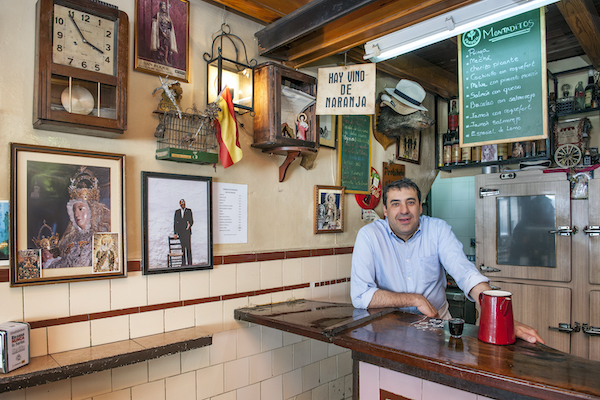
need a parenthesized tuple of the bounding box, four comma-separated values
(396, 130, 421, 164)
(10, 144, 125, 286)
(141, 172, 213, 274)
(134, 0, 190, 83)
(0, 200, 8, 266)
(319, 115, 336, 148)
(314, 185, 344, 234)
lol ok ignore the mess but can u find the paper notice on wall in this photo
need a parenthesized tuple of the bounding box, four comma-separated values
(213, 182, 248, 244)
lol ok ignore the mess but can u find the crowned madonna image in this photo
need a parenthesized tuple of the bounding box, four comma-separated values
(28, 164, 112, 270)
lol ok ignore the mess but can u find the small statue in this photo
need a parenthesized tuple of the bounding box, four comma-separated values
(153, 76, 182, 118)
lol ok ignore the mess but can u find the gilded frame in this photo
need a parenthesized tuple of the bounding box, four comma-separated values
(134, 0, 190, 82)
(10, 143, 126, 286)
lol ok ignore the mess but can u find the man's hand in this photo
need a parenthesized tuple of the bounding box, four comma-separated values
(368, 290, 439, 318)
(515, 321, 545, 344)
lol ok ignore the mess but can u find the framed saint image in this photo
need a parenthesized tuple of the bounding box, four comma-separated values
(141, 172, 212, 274)
(319, 115, 336, 148)
(314, 185, 344, 234)
(396, 130, 421, 164)
(10, 144, 125, 286)
(134, 0, 190, 82)
(0, 200, 8, 266)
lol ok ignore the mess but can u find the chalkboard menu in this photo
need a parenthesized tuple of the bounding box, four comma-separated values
(458, 8, 548, 146)
(337, 115, 371, 194)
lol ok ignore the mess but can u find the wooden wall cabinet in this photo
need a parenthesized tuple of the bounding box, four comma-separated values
(253, 62, 318, 181)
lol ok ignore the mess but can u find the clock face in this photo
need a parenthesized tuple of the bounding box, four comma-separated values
(52, 4, 117, 76)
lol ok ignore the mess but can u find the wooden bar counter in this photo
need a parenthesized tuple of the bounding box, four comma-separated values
(235, 300, 600, 400)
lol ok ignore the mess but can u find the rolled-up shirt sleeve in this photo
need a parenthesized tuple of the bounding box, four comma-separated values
(351, 227, 380, 309)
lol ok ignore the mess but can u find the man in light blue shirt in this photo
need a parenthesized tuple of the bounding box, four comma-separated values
(351, 178, 544, 343)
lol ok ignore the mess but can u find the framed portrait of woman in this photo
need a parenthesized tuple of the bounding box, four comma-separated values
(134, 0, 190, 83)
(10, 144, 126, 286)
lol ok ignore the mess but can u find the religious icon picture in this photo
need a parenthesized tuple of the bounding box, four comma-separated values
(10, 144, 125, 286)
(93, 233, 120, 273)
(17, 249, 41, 281)
(141, 171, 213, 275)
(314, 185, 345, 234)
(134, 0, 190, 82)
(0, 200, 8, 266)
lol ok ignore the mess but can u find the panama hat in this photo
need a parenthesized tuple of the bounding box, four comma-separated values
(384, 79, 427, 114)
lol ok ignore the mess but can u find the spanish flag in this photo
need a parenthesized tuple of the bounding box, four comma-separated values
(216, 86, 243, 168)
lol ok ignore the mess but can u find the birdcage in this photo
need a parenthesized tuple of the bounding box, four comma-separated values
(155, 109, 219, 164)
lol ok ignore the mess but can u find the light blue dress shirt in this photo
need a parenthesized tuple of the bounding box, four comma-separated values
(351, 216, 488, 314)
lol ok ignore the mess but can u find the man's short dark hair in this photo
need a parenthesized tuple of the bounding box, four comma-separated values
(382, 178, 422, 206)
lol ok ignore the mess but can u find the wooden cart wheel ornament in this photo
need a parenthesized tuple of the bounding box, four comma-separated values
(554, 144, 582, 168)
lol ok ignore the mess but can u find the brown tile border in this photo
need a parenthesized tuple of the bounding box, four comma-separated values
(24, 277, 348, 331)
(5, 247, 354, 330)
(2, 247, 354, 280)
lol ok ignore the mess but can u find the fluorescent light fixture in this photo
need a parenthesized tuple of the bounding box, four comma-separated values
(363, 0, 559, 62)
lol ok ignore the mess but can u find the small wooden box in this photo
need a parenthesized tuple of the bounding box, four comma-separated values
(253, 62, 318, 151)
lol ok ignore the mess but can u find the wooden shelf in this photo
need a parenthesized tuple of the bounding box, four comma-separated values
(0, 326, 212, 393)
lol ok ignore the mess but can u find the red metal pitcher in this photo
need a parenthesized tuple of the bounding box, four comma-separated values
(478, 290, 516, 345)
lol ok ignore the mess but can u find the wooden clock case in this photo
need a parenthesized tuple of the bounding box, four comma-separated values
(33, 0, 128, 138)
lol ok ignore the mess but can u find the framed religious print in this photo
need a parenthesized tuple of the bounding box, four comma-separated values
(319, 115, 336, 148)
(141, 171, 213, 274)
(10, 144, 125, 286)
(396, 130, 421, 164)
(134, 0, 190, 82)
(314, 185, 344, 234)
(0, 201, 8, 266)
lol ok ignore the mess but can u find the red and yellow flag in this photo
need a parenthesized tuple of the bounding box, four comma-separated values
(216, 86, 243, 168)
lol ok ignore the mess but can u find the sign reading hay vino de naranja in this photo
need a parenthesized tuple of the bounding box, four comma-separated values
(316, 64, 376, 115)
(458, 8, 548, 147)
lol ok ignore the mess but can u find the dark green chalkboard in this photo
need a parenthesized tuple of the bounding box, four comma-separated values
(458, 8, 548, 146)
(337, 115, 371, 194)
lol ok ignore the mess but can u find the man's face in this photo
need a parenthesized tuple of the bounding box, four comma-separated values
(383, 187, 422, 241)
(180, 200, 185, 209)
(73, 201, 90, 229)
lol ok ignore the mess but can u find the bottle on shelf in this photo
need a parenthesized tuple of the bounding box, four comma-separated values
(461, 145, 471, 164)
(536, 139, 547, 156)
(443, 131, 452, 166)
(575, 81, 585, 111)
(448, 100, 458, 132)
(451, 132, 461, 165)
(472, 146, 481, 163)
(497, 143, 509, 161)
(585, 69, 598, 109)
(524, 141, 533, 157)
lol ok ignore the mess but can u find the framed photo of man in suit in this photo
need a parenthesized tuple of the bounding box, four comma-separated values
(141, 172, 213, 274)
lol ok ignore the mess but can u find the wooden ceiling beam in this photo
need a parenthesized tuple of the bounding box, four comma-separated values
(556, 0, 600, 69)
(345, 48, 459, 98)
(255, 0, 381, 55)
(278, 0, 479, 68)
(199, 0, 304, 25)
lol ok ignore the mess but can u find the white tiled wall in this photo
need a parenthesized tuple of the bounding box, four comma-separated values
(430, 175, 476, 256)
(359, 361, 496, 400)
(1, 254, 353, 400)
